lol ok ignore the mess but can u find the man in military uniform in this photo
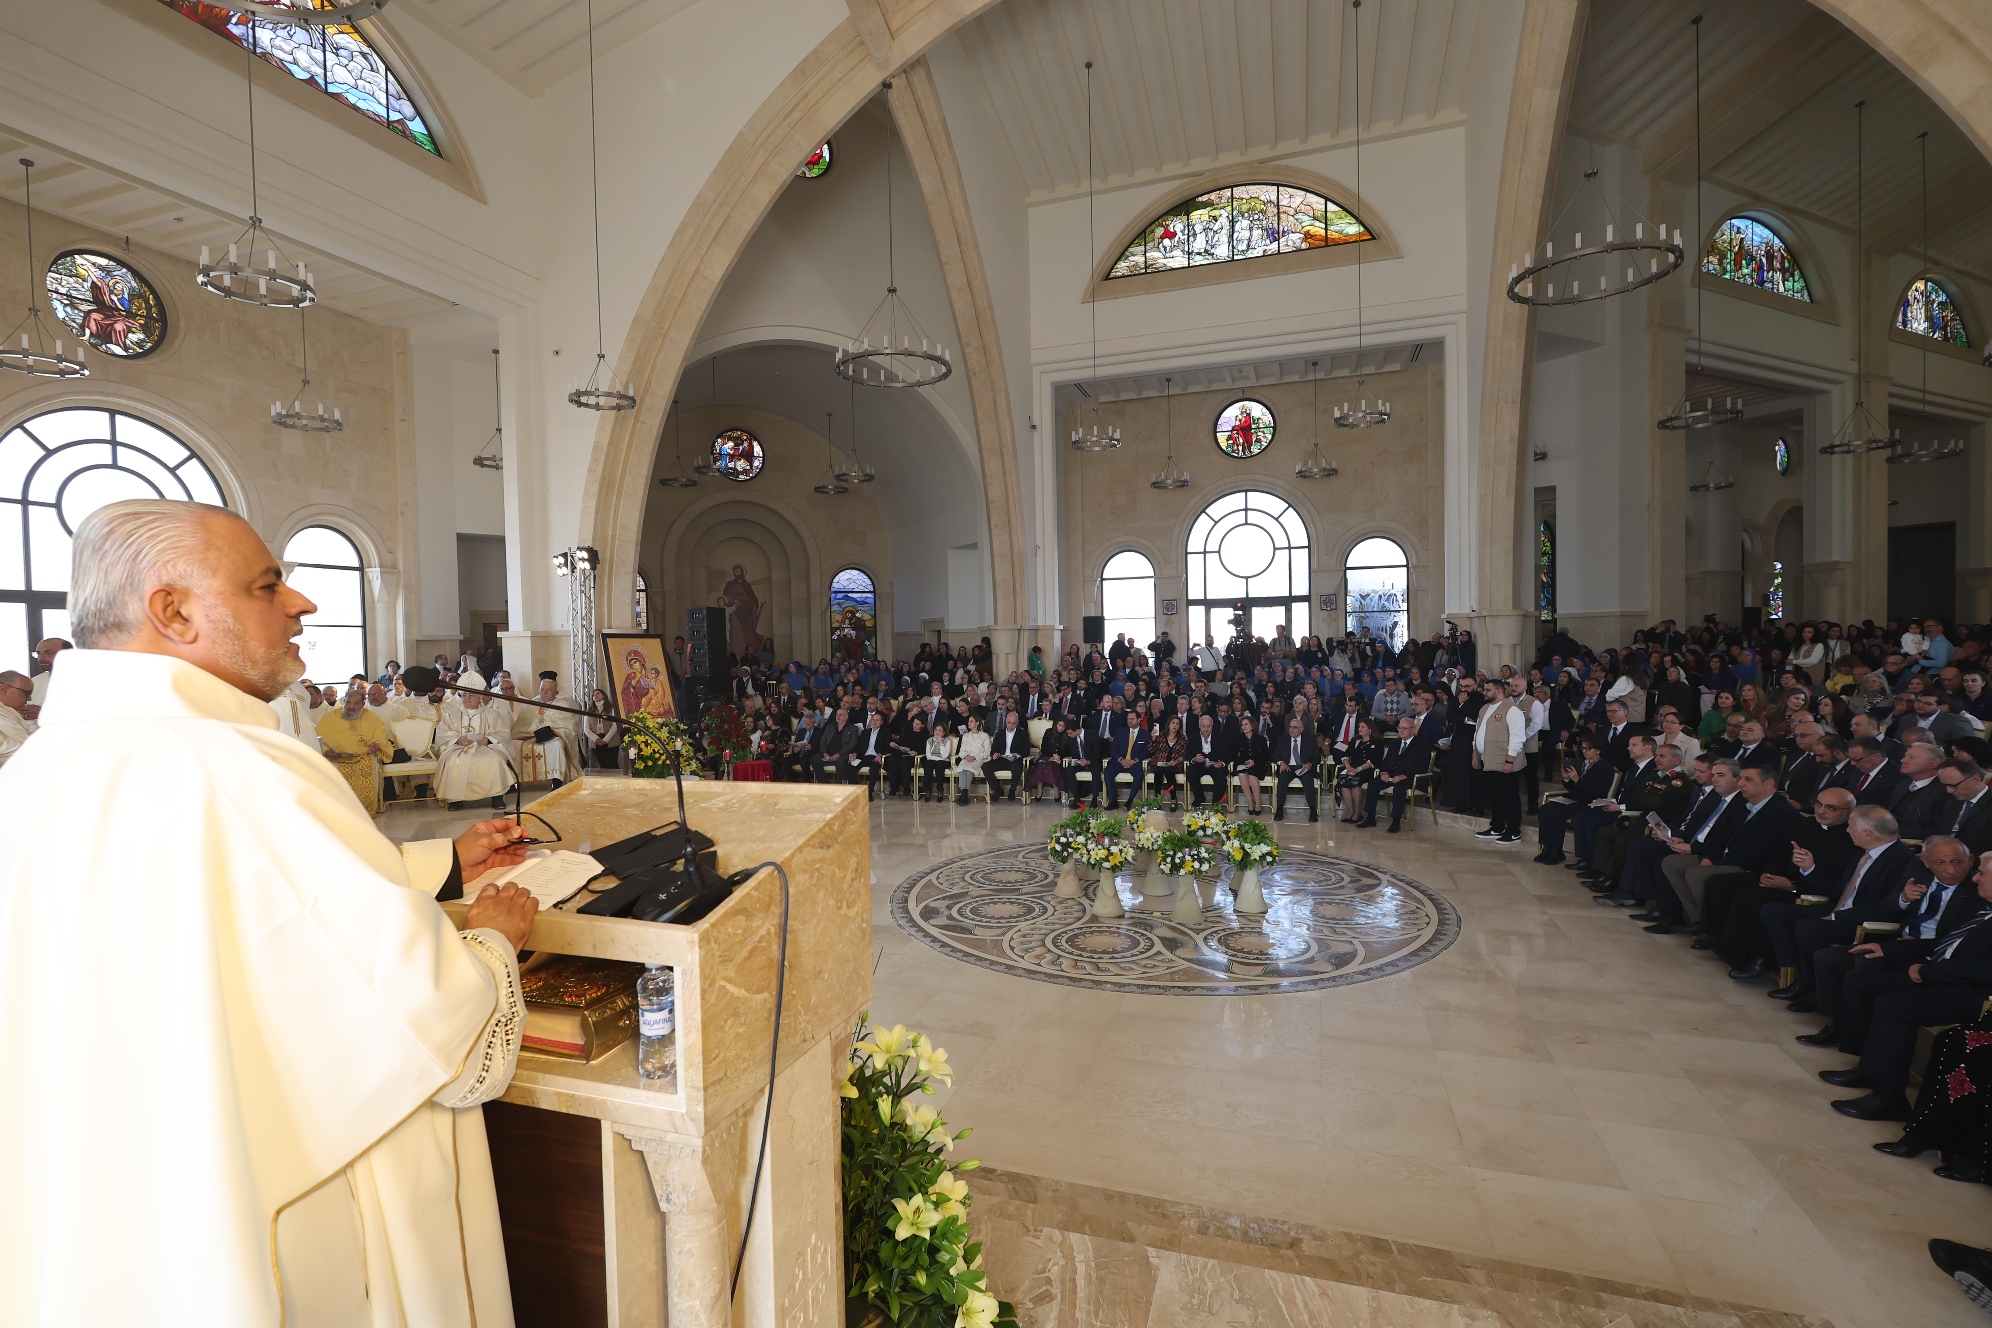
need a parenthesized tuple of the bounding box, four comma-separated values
(1584, 741, 1695, 904)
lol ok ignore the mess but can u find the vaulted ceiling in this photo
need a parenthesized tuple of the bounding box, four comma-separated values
(951, 0, 1485, 199)
(400, 0, 699, 95)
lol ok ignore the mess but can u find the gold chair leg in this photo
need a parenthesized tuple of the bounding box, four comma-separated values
(1778, 967, 1797, 989)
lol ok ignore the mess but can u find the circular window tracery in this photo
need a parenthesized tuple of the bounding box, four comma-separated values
(45, 250, 168, 358)
(1213, 399, 1275, 458)
(711, 430, 764, 481)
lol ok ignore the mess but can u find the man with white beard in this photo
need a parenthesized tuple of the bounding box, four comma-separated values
(0, 498, 540, 1327)
(525, 670, 581, 789)
(437, 688, 517, 810)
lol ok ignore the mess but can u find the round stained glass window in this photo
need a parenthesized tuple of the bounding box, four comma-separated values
(797, 142, 831, 179)
(711, 430, 764, 481)
(1214, 399, 1275, 458)
(45, 250, 167, 358)
(1774, 437, 1790, 475)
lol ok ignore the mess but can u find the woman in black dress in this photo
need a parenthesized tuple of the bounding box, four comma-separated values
(1337, 717, 1385, 823)
(1232, 713, 1271, 816)
(1442, 678, 1485, 813)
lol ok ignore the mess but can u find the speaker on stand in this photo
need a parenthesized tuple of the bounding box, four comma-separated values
(682, 607, 728, 717)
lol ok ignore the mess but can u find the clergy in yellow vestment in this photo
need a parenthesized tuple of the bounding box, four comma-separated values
(0, 499, 541, 1328)
(317, 692, 395, 813)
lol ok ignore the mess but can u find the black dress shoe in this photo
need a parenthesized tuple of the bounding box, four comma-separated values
(1873, 1134, 1936, 1159)
(1767, 982, 1805, 1000)
(1820, 1067, 1875, 1088)
(1935, 1161, 1988, 1184)
(1690, 937, 1713, 951)
(1563, 861, 1591, 872)
(1786, 994, 1820, 1013)
(1643, 920, 1678, 934)
(1628, 911, 1662, 922)
(1794, 1024, 1842, 1047)
(1930, 1239, 1992, 1310)
(1585, 880, 1618, 894)
(1595, 893, 1636, 907)
(1729, 959, 1772, 980)
(1832, 1091, 1911, 1121)
(1532, 848, 1556, 863)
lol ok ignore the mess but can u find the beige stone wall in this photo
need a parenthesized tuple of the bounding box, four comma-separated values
(0, 197, 414, 669)
(640, 406, 891, 663)
(1057, 361, 1445, 652)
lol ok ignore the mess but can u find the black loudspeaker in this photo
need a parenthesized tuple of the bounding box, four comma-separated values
(685, 606, 726, 672)
(1082, 615, 1106, 644)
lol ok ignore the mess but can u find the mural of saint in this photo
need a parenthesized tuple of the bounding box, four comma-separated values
(719, 562, 764, 659)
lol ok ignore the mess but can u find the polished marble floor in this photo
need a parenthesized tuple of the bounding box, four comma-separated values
(383, 782, 1992, 1327)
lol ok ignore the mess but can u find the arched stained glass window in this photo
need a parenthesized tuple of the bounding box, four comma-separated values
(1702, 217, 1810, 301)
(46, 251, 167, 358)
(1186, 491, 1310, 647)
(0, 407, 226, 662)
(1099, 550, 1155, 650)
(797, 143, 832, 178)
(1538, 520, 1555, 623)
(830, 567, 876, 661)
(284, 526, 367, 685)
(1898, 278, 1971, 347)
(1108, 184, 1370, 279)
(634, 569, 649, 632)
(1766, 560, 1785, 620)
(1345, 536, 1408, 649)
(159, 1, 439, 155)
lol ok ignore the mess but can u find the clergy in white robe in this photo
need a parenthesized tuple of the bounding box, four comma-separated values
(269, 677, 322, 746)
(437, 690, 517, 807)
(366, 681, 409, 729)
(0, 499, 541, 1328)
(0, 670, 31, 763)
(524, 675, 582, 785)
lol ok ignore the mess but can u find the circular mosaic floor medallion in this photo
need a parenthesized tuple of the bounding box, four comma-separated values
(890, 843, 1460, 995)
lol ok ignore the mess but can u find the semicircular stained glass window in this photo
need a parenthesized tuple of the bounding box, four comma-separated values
(46, 251, 167, 358)
(1702, 216, 1810, 301)
(1214, 400, 1275, 458)
(797, 143, 831, 178)
(1897, 278, 1971, 347)
(711, 430, 764, 481)
(1108, 183, 1370, 279)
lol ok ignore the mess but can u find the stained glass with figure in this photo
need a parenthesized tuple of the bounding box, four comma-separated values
(158, 1, 438, 155)
(1766, 561, 1785, 621)
(1108, 184, 1370, 279)
(829, 568, 876, 661)
(1213, 400, 1275, 458)
(46, 251, 167, 358)
(1538, 520, 1555, 622)
(1702, 217, 1810, 301)
(1774, 437, 1790, 475)
(797, 143, 831, 178)
(1898, 278, 1971, 347)
(711, 430, 764, 481)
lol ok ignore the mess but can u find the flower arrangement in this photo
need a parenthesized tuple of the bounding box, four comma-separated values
(1130, 822, 1168, 852)
(1121, 796, 1168, 831)
(842, 1015, 1015, 1328)
(1074, 820, 1131, 874)
(622, 712, 700, 778)
(1224, 816, 1283, 868)
(700, 702, 752, 764)
(1156, 828, 1216, 878)
(1046, 811, 1095, 865)
(1183, 806, 1229, 837)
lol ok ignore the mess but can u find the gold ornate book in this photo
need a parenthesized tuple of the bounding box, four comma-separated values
(519, 956, 645, 1061)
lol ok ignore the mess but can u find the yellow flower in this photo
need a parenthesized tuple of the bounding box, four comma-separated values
(856, 1023, 914, 1069)
(837, 1059, 859, 1099)
(957, 1289, 1001, 1328)
(899, 1102, 954, 1148)
(890, 1194, 941, 1241)
(929, 1170, 969, 1219)
(914, 1034, 954, 1086)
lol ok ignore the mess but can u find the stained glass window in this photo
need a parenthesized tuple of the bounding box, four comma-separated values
(797, 143, 831, 178)
(158, 1, 438, 155)
(1345, 536, 1408, 648)
(1897, 278, 1971, 347)
(1186, 490, 1310, 647)
(1702, 217, 1810, 301)
(46, 251, 167, 358)
(284, 525, 367, 683)
(1538, 520, 1555, 623)
(711, 430, 764, 481)
(829, 567, 876, 661)
(1107, 184, 1370, 279)
(1774, 437, 1790, 475)
(1765, 560, 1785, 621)
(1099, 550, 1155, 649)
(0, 408, 226, 663)
(634, 569, 649, 632)
(1213, 400, 1275, 458)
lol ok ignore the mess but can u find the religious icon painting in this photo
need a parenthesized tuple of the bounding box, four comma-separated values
(1214, 399, 1275, 458)
(601, 633, 681, 722)
(45, 251, 167, 358)
(710, 429, 764, 481)
(1161, 599, 1178, 616)
(797, 142, 832, 179)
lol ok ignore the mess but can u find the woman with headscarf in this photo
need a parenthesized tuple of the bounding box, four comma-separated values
(1848, 669, 1896, 719)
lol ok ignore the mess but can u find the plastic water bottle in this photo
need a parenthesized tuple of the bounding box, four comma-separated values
(636, 964, 676, 1081)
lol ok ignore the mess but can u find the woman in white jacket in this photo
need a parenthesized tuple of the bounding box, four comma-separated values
(953, 714, 993, 805)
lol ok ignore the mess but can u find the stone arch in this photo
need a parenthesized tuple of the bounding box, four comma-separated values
(655, 494, 824, 664)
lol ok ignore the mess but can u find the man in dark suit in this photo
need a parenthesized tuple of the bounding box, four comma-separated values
(1704, 787, 1856, 976)
(1586, 742, 1696, 899)
(1658, 764, 1803, 934)
(1766, 806, 1922, 1005)
(1067, 721, 1107, 808)
(1728, 721, 1781, 772)
(1622, 755, 1732, 925)
(1185, 713, 1230, 808)
(1847, 712, 1907, 762)
(1886, 742, 1951, 841)
(816, 709, 862, 783)
(1801, 834, 1981, 1053)
(1812, 737, 1860, 800)
(1586, 699, 1636, 771)
(1272, 715, 1322, 822)
(1777, 722, 1831, 810)
(1376, 716, 1429, 833)
(1402, 690, 1444, 758)
(1534, 735, 1615, 865)
(1103, 721, 1149, 809)
(985, 710, 1033, 801)
(1813, 852, 1992, 1120)
(1938, 758, 1992, 856)
(1845, 738, 1904, 808)
(1571, 733, 1665, 870)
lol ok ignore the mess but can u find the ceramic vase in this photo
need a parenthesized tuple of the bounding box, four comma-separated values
(1089, 869, 1125, 918)
(1054, 861, 1084, 898)
(1169, 871, 1205, 924)
(1233, 865, 1267, 914)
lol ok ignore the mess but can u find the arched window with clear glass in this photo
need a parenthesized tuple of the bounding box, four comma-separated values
(1185, 491, 1310, 647)
(284, 527, 368, 685)
(0, 406, 227, 662)
(1099, 551, 1156, 650)
(1344, 537, 1409, 648)
(830, 568, 876, 661)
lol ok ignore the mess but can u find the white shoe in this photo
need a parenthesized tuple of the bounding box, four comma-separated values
(1497, 832, 1522, 844)
(1474, 827, 1503, 840)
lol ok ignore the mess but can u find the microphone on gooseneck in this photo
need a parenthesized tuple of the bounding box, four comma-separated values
(400, 665, 603, 723)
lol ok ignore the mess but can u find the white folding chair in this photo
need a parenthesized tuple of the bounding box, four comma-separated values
(384, 717, 440, 806)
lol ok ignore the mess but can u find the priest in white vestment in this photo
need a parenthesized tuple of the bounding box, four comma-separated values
(0, 670, 31, 763)
(437, 689, 517, 809)
(0, 499, 540, 1328)
(525, 672, 582, 786)
(269, 677, 321, 746)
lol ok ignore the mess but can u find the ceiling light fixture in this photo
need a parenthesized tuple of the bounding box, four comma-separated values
(1071, 61, 1121, 453)
(1149, 376, 1190, 489)
(1334, 0, 1388, 430)
(567, 0, 635, 412)
(1894, 131, 1968, 468)
(835, 378, 877, 483)
(655, 394, 697, 487)
(1, 160, 86, 379)
(814, 411, 850, 494)
(197, 42, 315, 309)
(205, 0, 391, 24)
(691, 356, 721, 473)
(835, 81, 952, 389)
(1886, 437, 1965, 465)
(1296, 360, 1339, 479)
(1686, 460, 1735, 492)
(270, 308, 342, 432)
(1659, 15, 1741, 430)
(1820, 100, 1895, 456)
(473, 348, 504, 470)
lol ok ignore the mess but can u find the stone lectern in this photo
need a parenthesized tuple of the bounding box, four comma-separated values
(442, 780, 870, 1328)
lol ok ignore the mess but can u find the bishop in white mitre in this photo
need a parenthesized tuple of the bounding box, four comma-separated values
(0, 499, 541, 1328)
(437, 688, 517, 808)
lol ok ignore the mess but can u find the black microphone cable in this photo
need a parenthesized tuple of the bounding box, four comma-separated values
(728, 858, 791, 1303)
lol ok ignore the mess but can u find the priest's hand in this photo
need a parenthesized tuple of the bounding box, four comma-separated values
(466, 882, 538, 954)
(456, 818, 532, 875)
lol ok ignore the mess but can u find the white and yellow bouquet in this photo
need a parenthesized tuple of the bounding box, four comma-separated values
(1131, 823, 1168, 852)
(1183, 806, 1229, 837)
(1121, 797, 1168, 832)
(1046, 811, 1094, 864)
(1156, 829, 1216, 877)
(1075, 825, 1131, 873)
(1224, 817, 1283, 868)
(623, 713, 700, 778)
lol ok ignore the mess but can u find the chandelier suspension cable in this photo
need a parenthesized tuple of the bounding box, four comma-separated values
(568, 0, 634, 411)
(814, 411, 849, 495)
(691, 356, 719, 473)
(834, 82, 951, 387)
(1658, 15, 1740, 430)
(272, 307, 343, 432)
(836, 376, 876, 482)
(1070, 61, 1120, 451)
(1149, 375, 1189, 488)
(1893, 131, 1966, 466)
(1298, 359, 1338, 477)
(1335, 0, 1388, 429)
(1821, 100, 1894, 454)
(197, 34, 314, 308)
(474, 348, 505, 470)
(2, 158, 87, 378)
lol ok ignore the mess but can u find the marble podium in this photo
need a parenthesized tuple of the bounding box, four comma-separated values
(440, 779, 871, 1328)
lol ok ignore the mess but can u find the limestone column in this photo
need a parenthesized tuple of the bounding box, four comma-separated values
(1959, 421, 1992, 620)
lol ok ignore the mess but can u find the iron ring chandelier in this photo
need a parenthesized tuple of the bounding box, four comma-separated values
(1507, 229, 1684, 307)
(1659, 396, 1746, 432)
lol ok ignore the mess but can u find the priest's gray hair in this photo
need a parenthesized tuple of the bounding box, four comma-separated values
(70, 500, 233, 648)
